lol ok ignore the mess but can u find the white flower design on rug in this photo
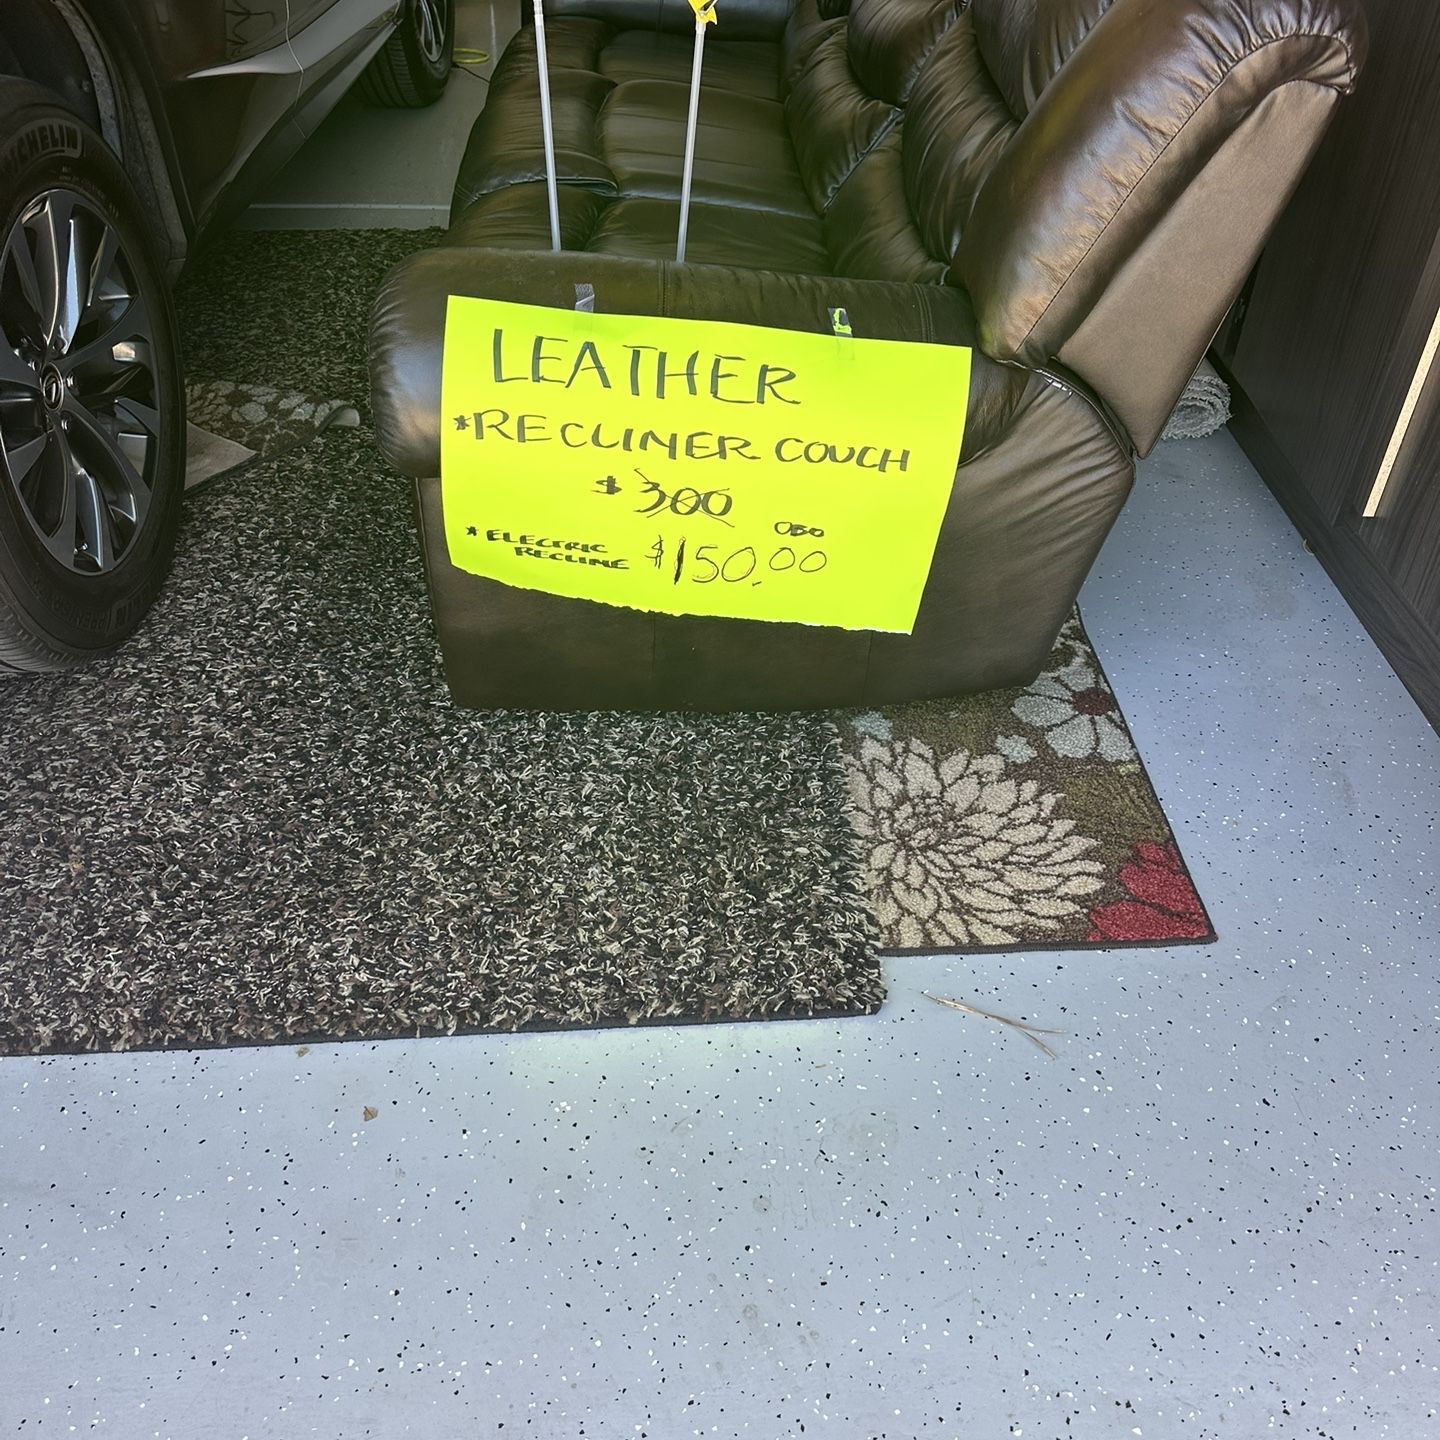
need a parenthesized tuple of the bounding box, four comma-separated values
(844, 737, 1105, 949)
(1012, 655, 1137, 762)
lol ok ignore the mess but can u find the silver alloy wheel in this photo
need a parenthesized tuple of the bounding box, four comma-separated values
(414, 0, 447, 63)
(0, 189, 161, 576)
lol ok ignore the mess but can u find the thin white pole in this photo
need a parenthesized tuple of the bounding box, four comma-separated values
(676, 5, 714, 264)
(531, 0, 562, 252)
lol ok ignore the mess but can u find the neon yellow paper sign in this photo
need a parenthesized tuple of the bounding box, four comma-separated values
(439, 297, 970, 633)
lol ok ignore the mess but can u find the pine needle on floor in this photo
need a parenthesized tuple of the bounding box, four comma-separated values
(921, 993, 1066, 1058)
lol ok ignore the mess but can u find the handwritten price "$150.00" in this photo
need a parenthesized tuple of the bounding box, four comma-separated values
(597, 468, 829, 587)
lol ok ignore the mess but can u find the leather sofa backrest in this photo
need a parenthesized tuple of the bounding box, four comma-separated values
(950, 0, 1366, 451)
(900, 15, 1018, 269)
(539, 0, 793, 40)
(786, 0, 969, 283)
(531, 0, 1364, 454)
(784, 0, 852, 84)
(849, 0, 964, 104)
(968, 0, 1111, 115)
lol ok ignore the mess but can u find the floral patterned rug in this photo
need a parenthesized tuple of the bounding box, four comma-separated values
(839, 613, 1215, 954)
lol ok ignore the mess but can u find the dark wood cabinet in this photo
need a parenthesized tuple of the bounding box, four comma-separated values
(1216, 0, 1440, 731)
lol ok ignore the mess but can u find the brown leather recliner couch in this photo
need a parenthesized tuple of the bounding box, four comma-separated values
(370, 0, 1365, 710)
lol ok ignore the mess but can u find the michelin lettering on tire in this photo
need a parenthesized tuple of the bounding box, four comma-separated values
(11, 118, 84, 171)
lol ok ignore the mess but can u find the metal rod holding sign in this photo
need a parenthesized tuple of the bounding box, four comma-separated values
(676, 0, 717, 264)
(531, 0, 562, 252)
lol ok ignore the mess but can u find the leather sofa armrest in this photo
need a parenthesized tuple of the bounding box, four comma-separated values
(954, 0, 1366, 455)
(370, 247, 1028, 477)
(533, 0, 794, 42)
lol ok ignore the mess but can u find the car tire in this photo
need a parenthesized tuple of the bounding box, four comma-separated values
(0, 76, 184, 674)
(357, 0, 455, 108)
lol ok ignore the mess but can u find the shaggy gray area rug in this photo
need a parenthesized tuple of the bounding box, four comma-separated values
(0, 234, 881, 1056)
(0, 422, 881, 1054)
(0, 230, 1206, 1056)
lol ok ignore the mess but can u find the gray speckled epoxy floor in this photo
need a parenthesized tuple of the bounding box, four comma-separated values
(6, 3, 1440, 1422)
(3, 429, 1437, 1437)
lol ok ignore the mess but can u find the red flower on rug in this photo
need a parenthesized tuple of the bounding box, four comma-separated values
(1088, 841, 1210, 942)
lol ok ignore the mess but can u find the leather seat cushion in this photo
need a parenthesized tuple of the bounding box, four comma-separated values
(450, 0, 998, 277)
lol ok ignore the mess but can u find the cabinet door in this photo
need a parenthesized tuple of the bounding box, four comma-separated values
(1226, 0, 1440, 526)
(1355, 293, 1440, 634)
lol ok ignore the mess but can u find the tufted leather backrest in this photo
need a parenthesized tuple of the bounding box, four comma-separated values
(849, 0, 965, 105)
(785, 0, 973, 282)
(968, 0, 1111, 117)
(900, 16, 1017, 267)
